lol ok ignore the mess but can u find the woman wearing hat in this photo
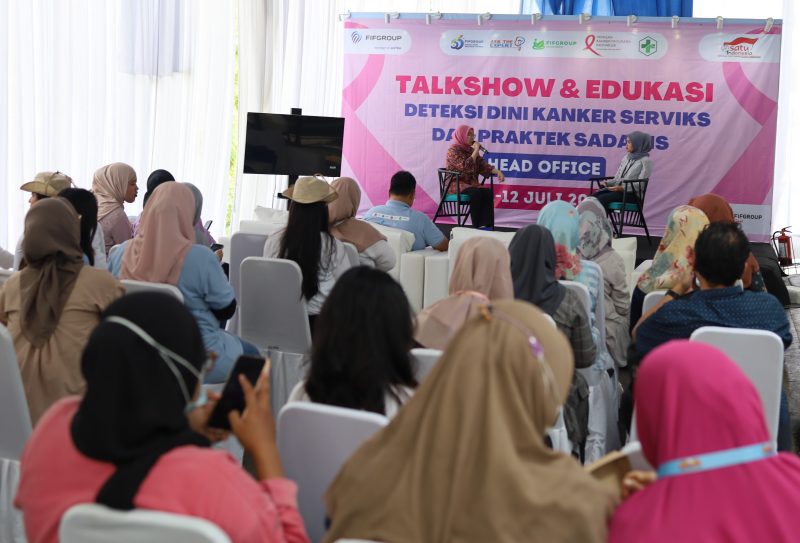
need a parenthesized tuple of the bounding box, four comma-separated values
(263, 176, 352, 331)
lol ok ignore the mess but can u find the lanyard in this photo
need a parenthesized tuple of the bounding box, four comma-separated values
(656, 442, 775, 479)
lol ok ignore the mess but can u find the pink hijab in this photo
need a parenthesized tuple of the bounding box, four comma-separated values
(120, 183, 195, 285)
(415, 237, 513, 350)
(93, 162, 136, 220)
(610, 340, 800, 543)
(453, 125, 473, 149)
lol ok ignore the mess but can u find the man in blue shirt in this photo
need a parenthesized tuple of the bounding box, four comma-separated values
(363, 171, 449, 252)
(634, 222, 791, 356)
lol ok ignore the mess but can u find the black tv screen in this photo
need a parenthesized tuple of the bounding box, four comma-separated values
(243, 113, 345, 176)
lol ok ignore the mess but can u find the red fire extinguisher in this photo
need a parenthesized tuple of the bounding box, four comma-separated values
(773, 227, 793, 266)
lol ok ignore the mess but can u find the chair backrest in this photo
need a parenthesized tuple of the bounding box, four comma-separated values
(227, 232, 269, 334)
(410, 348, 443, 383)
(624, 178, 649, 208)
(365, 223, 414, 280)
(60, 504, 231, 543)
(690, 326, 784, 441)
(559, 280, 591, 318)
(240, 257, 311, 354)
(121, 280, 184, 303)
(0, 269, 13, 286)
(581, 260, 606, 345)
(278, 403, 388, 543)
(0, 324, 31, 460)
(642, 290, 667, 314)
(437, 168, 461, 197)
(342, 242, 360, 267)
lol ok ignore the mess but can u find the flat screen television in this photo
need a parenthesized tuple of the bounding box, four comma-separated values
(243, 112, 345, 177)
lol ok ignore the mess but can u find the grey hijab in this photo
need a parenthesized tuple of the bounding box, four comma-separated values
(509, 225, 566, 315)
(626, 131, 652, 160)
(182, 183, 206, 245)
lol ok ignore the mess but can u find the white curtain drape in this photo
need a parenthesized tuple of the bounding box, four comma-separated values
(2, 0, 236, 250)
(233, 0, 520, 229)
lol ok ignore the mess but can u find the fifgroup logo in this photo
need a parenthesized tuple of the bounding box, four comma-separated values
(450, 34, 465, 50)
(351, 31, 361, 44)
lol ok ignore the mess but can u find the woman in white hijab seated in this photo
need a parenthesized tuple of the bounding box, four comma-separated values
(328, 177, 395, 271)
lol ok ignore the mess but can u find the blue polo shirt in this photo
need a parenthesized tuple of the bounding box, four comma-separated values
(363, 200, 446, 251)
(636, 287, 791, 357)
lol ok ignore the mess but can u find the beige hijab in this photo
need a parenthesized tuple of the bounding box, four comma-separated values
(20, 198, 85, 348)
(92, 162, 136, 220)
(325, 299, 618, 543)
(120, 183, 195, 286)
(328, 177, 385, 252)
(415, 237, 513, 350)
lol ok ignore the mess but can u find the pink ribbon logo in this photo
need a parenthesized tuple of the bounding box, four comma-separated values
(584, 35, 601, 56)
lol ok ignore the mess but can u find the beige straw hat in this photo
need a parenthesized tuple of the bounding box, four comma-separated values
(20, 171, 73, 197)
(282, 175, 338, 204)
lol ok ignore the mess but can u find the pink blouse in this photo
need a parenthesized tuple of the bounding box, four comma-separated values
(15, 397, 309, 543)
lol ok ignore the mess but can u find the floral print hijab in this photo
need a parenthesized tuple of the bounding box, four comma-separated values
(537, 200, 583, 280)
(577, 197, 613, 260)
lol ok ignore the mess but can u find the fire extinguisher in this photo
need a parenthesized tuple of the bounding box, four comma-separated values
(773, 227, 793, 266)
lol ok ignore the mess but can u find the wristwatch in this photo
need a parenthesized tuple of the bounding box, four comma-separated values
(665, 289, 680, 299)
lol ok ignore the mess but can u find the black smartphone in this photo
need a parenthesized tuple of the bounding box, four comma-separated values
(207, 355, 266, 430)
(210, 243, 224, 252)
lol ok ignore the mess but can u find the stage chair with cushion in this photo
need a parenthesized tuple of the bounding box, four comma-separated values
(690, 326, 784, 443)
(589, 177, 651, 244)
(432, 168, 471, 226)
(227, 232, 268, 334)
(0, 324, 31, 543)
(410, 348, 443, 383)
(278, 403, 388, 543)
(59, 504, 231, 543)
(121, 280, 184, 303)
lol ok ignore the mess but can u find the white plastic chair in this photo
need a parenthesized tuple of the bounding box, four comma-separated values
(278, 403, 388, 543)
(342, 242, 360, 267)
(0, 325, 31, 461)
(227, 232, 269, 334)
(690, 326, 784, 442)
(121, 280, 184, 303)
(59, 503, 231, 543)
(642, 290, 667, 314)
(0, 269, 13, 286)
(239, 257, 311, 355)
(410, 348, 443, 383)
(630, 259, 653, 298)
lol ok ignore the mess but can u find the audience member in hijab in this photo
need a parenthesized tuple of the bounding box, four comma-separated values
(263, 176, 352, 331)
(688, 193, 765, 291)
(15, 293, 310, 543)
(510, 225, 595, 453)
(59, 188, 107, 269)
(288, 267, 417, 418)
(578, 197, 630, 365)
(324, 300, 617, 543)
(416, 236, 513, 350)
(328, 177, 395, 271)
(107, 183, 258, 383)
(445, 124, 506, 228)
(0, 199, 123, 423)
(92, 162, 138, 255)
(537, 199, 585, 281)
(610, 340, 800, 543)
(630, 205, 709, 331)
(594, 131, 653, 212)
(130, 169, 175, 237)
(13, 171, 74, 269)
(183, 182, 217, 247)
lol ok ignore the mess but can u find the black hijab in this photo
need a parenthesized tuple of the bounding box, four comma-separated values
(142, 169, 175, 207)
(509, 225, 566, 316)
(71, 292, 209, 510)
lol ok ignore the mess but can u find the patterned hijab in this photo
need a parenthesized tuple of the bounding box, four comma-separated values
(328, 177, 386, 252)
(20, 199, 85, 347)
(577, 197, 613, 260)
(637, 205, 709, 293)
(537, 200, 583, 280)
(325, 300, 617, 543)
(92, 163, 136, 220)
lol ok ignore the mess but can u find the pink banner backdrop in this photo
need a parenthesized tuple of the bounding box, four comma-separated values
(341, 17, 782, 240)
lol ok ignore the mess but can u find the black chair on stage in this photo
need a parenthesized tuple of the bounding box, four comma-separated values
(433, 168, 494, 228)
(589, 176, 651, 245)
